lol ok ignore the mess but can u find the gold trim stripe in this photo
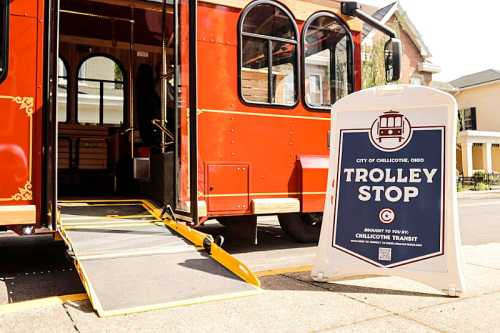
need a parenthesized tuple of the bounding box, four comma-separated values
(62, 221, 162, 230)
(203, 191, 326, 198)
(60, 9, 135, 22)
(100, 289, 263, 317)
(199, 108, 330, 121)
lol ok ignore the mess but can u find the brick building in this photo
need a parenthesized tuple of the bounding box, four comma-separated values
(361, 1, 440, 86)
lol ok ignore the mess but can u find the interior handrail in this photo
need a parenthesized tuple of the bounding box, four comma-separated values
(151, 118, 175, 142)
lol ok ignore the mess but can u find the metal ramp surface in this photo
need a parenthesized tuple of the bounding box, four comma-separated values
(57, 199, 260, 317)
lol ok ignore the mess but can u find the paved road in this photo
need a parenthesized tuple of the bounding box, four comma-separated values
(0, 197, 498, 306)
(456, 197, 500, 245)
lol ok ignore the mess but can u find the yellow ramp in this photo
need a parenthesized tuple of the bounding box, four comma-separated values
(57, 199, 260, 317)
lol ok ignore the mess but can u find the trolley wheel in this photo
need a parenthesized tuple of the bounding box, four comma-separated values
(216, 216, 258, 245)
(278, 213, 322, 244)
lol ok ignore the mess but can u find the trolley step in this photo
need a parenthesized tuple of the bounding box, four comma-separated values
(57, 199, 260, 317)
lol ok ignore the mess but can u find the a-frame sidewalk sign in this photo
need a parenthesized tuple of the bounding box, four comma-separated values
(313, 85, 466, 297)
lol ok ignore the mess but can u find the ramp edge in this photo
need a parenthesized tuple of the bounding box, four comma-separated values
(142, 200, 261, 288)
(97, 289, 262, 317)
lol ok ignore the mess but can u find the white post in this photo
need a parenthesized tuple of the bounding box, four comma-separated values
(482, 142, 493, 174)
(461, 142, 473, 177)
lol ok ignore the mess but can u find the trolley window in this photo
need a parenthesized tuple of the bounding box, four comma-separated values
(0, 0, 8, 83)
(57, 58, 68, 122)
(303, 12, 353, 110)
(239, 1, 298, 107)
(77, 56, 124, 125)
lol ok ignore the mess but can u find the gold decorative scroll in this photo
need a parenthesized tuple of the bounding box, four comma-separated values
(0, 95, 34, 202)
(11, 181, 33, 201)
(12, 96, 34, 117)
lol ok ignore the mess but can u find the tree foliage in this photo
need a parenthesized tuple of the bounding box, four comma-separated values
(362, 20, 401, 89)
(362, 38, 387, 89)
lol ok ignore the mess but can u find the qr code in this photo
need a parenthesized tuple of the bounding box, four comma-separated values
(378, 247, 392, 261)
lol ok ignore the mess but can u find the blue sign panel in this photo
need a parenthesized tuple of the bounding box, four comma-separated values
(332, 112, 444, 268)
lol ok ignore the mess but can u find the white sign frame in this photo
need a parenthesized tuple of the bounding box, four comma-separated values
(312, 85, 466, 296)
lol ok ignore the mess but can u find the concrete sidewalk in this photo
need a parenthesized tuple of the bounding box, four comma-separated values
(458, 189, 500, 199)
(1, 243, 499, 333)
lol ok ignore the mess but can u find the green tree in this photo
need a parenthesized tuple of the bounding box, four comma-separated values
(362, 38, 387, 89)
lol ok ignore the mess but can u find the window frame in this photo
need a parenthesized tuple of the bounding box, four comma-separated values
(301, 11, 354, 112)
(461, 107, 477, 131)
(75, 54, 126, 126)
(0, 0, 9, 83)
(238, 0, 300, 108)
(57, 56, 69, 123)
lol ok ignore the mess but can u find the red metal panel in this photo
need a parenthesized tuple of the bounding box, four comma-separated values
(10, 0, 37, 18)
(299, 156, 329, 213)
(0, 13, 38, 210)
(207, 164, 249, 214)
(197, 3, 330, 217)
(352, 31, 362, 92)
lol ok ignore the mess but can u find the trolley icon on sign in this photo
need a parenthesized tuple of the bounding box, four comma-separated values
(376, 111, 405, 142)
(369, 110, 412, 152)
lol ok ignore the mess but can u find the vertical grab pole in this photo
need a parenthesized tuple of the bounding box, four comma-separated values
(99, 81, 104, 125)
(129, 6, 135, 159)
(188, 0, 198, 225)
(160, 0, 168, 153)
(173, 0, 179, 209)
(45, 0, 61, 230)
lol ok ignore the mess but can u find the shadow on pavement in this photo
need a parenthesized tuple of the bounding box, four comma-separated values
(0, 234, 84, 304)
(198, 218, 316, 255)
(260, 273, 449, 298)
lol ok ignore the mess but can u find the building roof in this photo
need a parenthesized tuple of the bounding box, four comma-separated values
(361, 1, 431, 59)
(362, 2, 398, 39)
(449, 69, 500, 89)
(430, 81, 459, 94)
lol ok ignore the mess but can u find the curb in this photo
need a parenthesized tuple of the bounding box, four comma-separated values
(0, 293, 88, 315)
(458, 190, 500, 199)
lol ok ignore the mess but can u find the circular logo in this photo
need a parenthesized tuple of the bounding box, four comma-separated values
(379, 208, 395, 224)
(369, 111, 412, 152)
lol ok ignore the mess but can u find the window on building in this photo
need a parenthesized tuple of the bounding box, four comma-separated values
(239, 1, 298, 106)
(459, 107, 477, 131)
(303, 12, 353, 110)
(0, 0, 8, 82)
(308, 74, 323, 105)
(77, 56, 124, 125)
(57, 57, 68, 122)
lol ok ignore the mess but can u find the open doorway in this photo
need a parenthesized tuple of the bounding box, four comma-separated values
(54, 0, 177, 204)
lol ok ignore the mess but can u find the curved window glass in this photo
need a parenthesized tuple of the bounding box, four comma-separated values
(77, 56, 124, 125)
(57, 57, 68, 122)
(239, 1, 298, 106)
(303, 13, 353, 110)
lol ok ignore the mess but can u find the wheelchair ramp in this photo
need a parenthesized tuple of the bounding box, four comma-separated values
(57, 200, 260, 317)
